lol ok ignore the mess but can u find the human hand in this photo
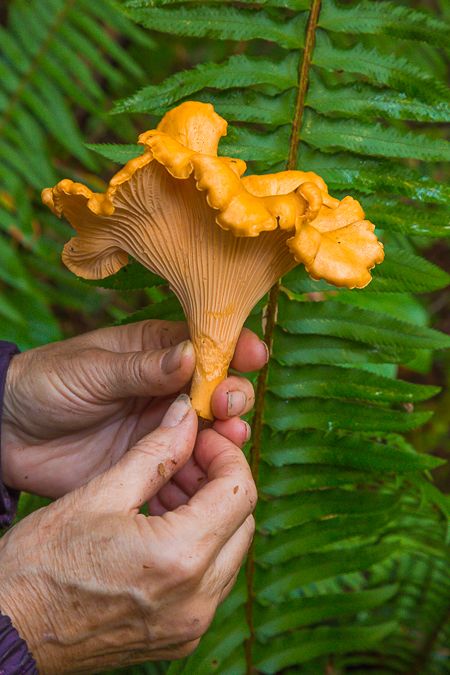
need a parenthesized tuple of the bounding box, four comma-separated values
(1, 320, 267, 497)
(0, 396, 257, 673)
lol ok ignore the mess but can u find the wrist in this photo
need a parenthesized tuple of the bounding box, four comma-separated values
(0, 569, 40, 671)
(0, 549, 58, 673)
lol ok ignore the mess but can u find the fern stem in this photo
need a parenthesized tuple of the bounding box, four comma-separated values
(287, 0, 322, 170)
(0, 0, 77, 135)
(244, 280, 279, 674)
(244, 2, 322, 672)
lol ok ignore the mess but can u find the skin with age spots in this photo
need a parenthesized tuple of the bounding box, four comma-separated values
(2, 320, 266, 499)
(0, 321, 267, 672)
(0, 399, 257, 672)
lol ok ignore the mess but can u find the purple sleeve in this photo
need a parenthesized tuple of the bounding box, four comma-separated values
(0, 614, 37, 673)
(0, 343, 38, 672)
(0, 341, 20, 530)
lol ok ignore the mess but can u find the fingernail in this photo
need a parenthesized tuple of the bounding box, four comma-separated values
(260, 340, 270, 364)
(162, 340, 193, 374)
(227, 390, 247, 416)
(242, 420, 251, 442)
(162, 394, 191, 427)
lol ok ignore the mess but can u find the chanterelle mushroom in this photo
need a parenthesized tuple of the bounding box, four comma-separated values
(42, 101, 384, 419)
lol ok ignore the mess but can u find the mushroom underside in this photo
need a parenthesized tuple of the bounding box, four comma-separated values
(63, 161, 297, 418)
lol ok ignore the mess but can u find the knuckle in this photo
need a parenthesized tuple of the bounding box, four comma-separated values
(175, 638, 201, 658)
(181, 609, 214, 642)
(133, 436, 167, 458)
(128, 351, 150, 384)
(165, 549, 206, 585)
(244, 478, 258, 511)
(145, 320, 186, 349)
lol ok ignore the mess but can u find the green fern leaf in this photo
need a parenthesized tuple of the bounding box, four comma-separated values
(86, 143, 144, 163)
(265, 396, 432, 433)
(118, 295, 184, 324)
(363, 197, 450, 239)
(302, 111, 450, 162)
(125, 0, 311, 8)
(307, 73, 450, 123)
(301, 148, 450, 205)
(256, 544, 397, 603)
(0, 0, 156, 352)
(277, 294, 450, 351)
(114, 53, 297, 113)
(256, 586, 399, 640)
(123, 5, 306, 47)
(314, 32, 448, 102)
(284, 247, 450, 294)
(260, 429, 443, 472)
(254, 622, 398, 672)
(320, 0, 449, 49)
(268, 364, 439, 402)
(83, 261, 164, 290)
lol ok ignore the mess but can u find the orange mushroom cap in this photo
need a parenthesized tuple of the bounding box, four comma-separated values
(42, 100, 383, 289)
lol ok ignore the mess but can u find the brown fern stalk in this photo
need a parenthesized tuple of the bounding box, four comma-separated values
(244, 1, 322, 672)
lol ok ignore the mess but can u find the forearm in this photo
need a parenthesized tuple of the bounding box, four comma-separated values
(0, 555, 46, 675)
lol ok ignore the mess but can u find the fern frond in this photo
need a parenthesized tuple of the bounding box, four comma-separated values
(104, 1, 450, 671)
(320, 0, 449, 49)
(301, 111, 450, 162)
(0, 0, 155, 347)
(123, 4, 306, 46)
(313, 32, 449, 102)
(114, 53, 298, 113)
(12, 0, 446, 672)
(307, 74, 450, 123)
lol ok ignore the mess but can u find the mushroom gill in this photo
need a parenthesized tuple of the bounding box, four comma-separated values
(42, 101, 384, 420)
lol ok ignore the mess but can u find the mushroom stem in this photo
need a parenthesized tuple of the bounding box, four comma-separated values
(188, 319, 239, 419)
(190, 368, 226, 420)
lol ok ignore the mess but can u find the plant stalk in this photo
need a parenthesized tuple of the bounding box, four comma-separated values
(244, 1, 322, 672)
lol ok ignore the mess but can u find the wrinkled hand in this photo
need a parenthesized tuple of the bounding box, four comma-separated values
(2, 320, 267, 497)
(0, 397, 257, 673)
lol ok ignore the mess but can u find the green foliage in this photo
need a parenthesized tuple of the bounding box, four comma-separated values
(78, 0, 450, 672)
(0, 0, 155, 348)
(3, 0, 449, 672)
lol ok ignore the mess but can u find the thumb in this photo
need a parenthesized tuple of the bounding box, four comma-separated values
(92, 340, 196, 399)
(85, 395, 197, 512)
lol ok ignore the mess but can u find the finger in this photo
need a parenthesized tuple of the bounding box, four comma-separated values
(170, 456, 207, 497)
(215, 515, 255, 602)
(91, 340, 195, 400)
(230, 328, 268, 372)
(170, 417, 251, 498)
(213, 418, 251, 448)
(85, 395, 197, 512)
(218, 569, 239, 606)
(80, 320, 189, 353)
(211, 376, 255, 420)
(148, 495, 167, 516)
(170, 430, 257, 557)
(155, 479, 190, 512)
